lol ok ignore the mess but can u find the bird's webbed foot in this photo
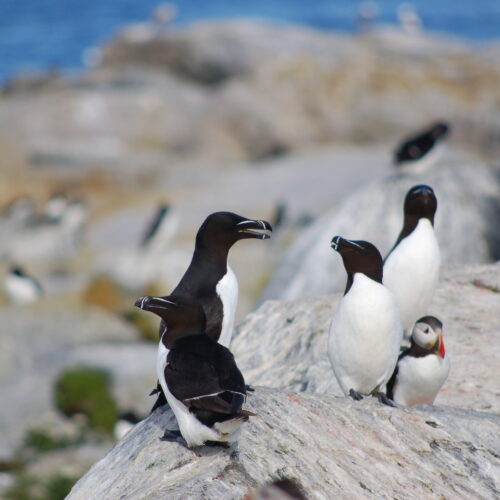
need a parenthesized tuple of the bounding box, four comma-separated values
(349, 389, 364, 401)
(160, 429, 182, 442)
(372, 391, 396, 407)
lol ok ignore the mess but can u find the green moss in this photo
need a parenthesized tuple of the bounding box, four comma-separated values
(44, 474, 77, 500)
(5, 472, 77, 500)
(24, 428, 83, 454)
(54, 367, 118, 434)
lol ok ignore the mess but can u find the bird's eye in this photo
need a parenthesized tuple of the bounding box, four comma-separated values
(423, 327, 430, 334)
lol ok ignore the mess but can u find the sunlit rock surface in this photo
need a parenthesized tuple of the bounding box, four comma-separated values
(67, 388, 500, 500)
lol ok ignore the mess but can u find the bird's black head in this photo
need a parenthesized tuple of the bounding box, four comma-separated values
(404, 184, 437, 223)
(430, 121, 449, 139)
(10, 266, 25, 278)
(195, 211, 272, 252)
(331, 236, 383, 294)
(134, 294, 206, 348)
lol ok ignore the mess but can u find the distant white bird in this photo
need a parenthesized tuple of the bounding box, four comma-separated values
(4, 266, 43, 304)
(397, 3, 422, 35)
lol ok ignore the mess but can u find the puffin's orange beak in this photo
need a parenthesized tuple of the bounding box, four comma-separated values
(438, 335, 446, 358)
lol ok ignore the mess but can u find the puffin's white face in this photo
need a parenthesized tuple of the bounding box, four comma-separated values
(412, 321, 440, 350)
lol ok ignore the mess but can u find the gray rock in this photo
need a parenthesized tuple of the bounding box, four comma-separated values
(261, 162, 500, 301)
(67, 388, 500, 500)
(234, 262, 500, 413)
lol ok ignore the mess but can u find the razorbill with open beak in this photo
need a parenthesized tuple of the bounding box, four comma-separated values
(383, 185, 440, 339)
(394, 121, 449, 174)
(169, 211, 272, 346)
(4, 266, 43, 304)
(387, 316, 450, 406)
(135, 294, 255, 448)
(328, 236, 403, 405)
(149, 211, 271, 410)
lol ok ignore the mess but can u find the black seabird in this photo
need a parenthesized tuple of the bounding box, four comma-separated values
(328, 237, 403, 406)
(136, 294, 255, 448)
(150, 211, 271, 410)
(383, 185, 440, 339)
(394, 121, 450, 173)
(387, 316, 450, 406)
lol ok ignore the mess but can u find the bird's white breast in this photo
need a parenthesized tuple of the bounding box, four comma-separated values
(328, 273, 403, 395)
(216, 265, 239, 348)
(384, 218, 440, 336)
(393, 354, 450, 406)
(4, 275, 40, 304)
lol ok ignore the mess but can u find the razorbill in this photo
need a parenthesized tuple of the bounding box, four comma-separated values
(4, 266, 43, 304)
(394, 121, 449, 174)
(387, 316, 450, 406)
(328, 236, 403, 405)
(135, 294, 255, 448)
(150, 211, 271, 410)
(168, 211, 272, 346)
(383, 185, 440, 339)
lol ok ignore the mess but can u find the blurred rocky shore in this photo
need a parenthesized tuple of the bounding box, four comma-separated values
(0, 19, 499, 499)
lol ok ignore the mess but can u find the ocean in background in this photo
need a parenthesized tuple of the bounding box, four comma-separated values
(0, 0, 499, 82)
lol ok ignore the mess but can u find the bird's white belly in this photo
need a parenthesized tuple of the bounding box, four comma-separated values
(328, 274, 403, 395)
(4, 276, 40, 304)
(216, 266, 238, 348)
(393, 354, 450, 406)
(384, 219, 440, 336)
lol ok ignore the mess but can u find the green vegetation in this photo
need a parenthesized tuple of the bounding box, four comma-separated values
(5, 472, 77, 500)
(54, 367, 118, 434)
(24, 428, 84, 454)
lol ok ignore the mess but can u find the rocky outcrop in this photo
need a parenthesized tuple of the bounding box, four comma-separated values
(236, 262, 500, 413)
(67, 261, 500, 499)
(261, 162, 500, 301)
(1, 22, 499, 170)
(67, 388, 500, 500)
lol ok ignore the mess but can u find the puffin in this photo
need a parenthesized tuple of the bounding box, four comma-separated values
(394, 121, 450, 174)
(387, 316, 450, 406)
(383, 185, 440, 339)
(328, 236, 403, 405)
(135, 294, 254, 448)
(150, 211, 271, 411)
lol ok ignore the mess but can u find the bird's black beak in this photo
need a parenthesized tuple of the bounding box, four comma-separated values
(236, 219, 272, 239)
(134, 296, 177, 312)
(331, 236, 364, 253)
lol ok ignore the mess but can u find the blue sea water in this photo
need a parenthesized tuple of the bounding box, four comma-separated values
(0, 0, 499, 83)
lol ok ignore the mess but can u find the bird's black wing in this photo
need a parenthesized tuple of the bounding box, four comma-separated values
(386, 347, 411, 399)
(165, 336, 247, 415)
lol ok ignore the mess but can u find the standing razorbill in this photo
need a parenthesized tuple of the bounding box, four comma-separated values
(387, 316, 450, 406)
(167, 211, 272, 347)
(150, 211, 271, 410)
(135, 294, 255, 448)
(4, 266, 43, 304)
(393, 121, 449, 174)
(328, 236, 403, 405)
(383, 185, 440, 339)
